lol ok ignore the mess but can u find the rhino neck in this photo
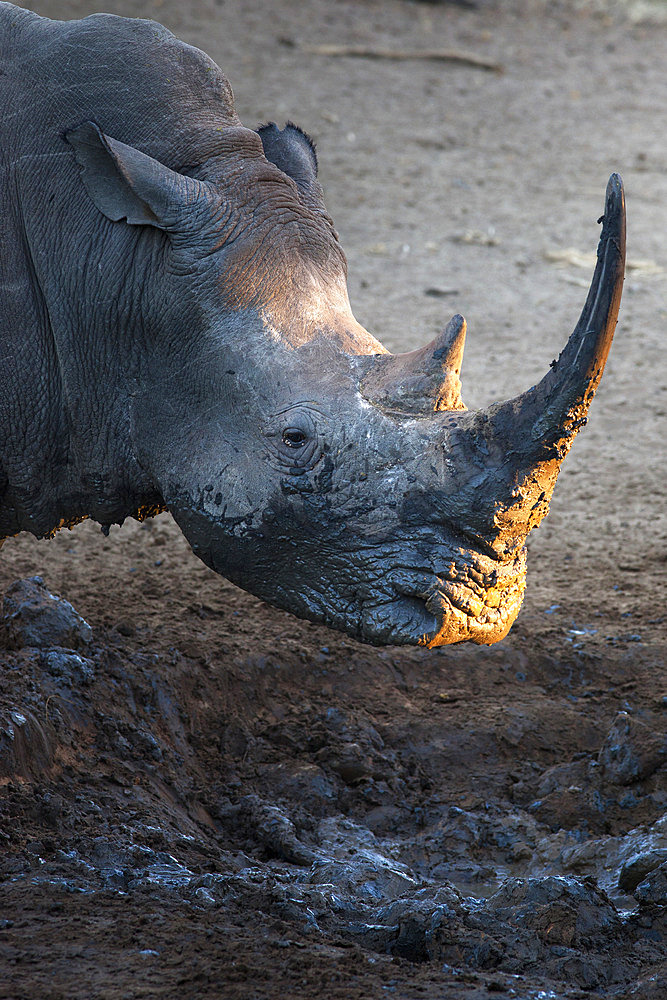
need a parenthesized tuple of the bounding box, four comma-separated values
(0, 409, 164, 542)
(0, 288, 165, 542)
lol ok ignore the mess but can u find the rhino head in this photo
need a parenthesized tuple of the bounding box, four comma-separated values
(67, 121, 625, 647)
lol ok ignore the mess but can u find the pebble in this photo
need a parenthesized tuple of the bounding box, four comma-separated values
(598, 713, 666, 786)
(3, 577, 92, 650)
(618, 850, 667, 893)
(43, 649, 95, 686)
(634, 862, 667, 907)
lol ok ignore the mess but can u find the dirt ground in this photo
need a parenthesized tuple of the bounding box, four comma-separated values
(1, 0, 666, 997)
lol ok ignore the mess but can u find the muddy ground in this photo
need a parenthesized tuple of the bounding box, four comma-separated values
(1, 0, 666, 997)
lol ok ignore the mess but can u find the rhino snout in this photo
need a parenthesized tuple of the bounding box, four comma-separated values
(422, 551, 527, 647)
(382, 545, 527, 648)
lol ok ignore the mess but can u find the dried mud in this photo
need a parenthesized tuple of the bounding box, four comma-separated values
(1, 1, 666, 998)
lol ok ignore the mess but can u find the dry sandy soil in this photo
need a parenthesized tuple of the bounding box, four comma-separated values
(1, 0, 666, 997)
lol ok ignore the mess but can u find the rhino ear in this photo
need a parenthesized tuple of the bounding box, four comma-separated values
(66, 121, 207, 231)
(257, 121, 318, 190)
(258, 121, 337, 231)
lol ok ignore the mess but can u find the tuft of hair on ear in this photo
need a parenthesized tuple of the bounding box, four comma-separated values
(284, 121, 318, 172)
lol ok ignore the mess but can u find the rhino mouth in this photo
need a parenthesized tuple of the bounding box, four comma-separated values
(421, 566, 526, 646)
(376, 548, 527, 647)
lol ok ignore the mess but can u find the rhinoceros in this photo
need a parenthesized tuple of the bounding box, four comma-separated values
(0, 4, 625, 647)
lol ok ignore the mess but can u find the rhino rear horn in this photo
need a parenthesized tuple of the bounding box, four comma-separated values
(361, 313, 467, 413)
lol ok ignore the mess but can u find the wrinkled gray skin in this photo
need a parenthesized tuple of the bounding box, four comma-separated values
(0, 4, 626, 647)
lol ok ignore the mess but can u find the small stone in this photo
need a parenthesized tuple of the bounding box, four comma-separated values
(598, 713, 666, 786)
(194, 886, 216, 906)
(635, 862, 667, 907)
(423, 286, 459, 298)
(483, 875, 620, 944)
(618, 850, 667, 893)
(317, 742, 373, 784)
(43, 649, 95, 686)
(3, 577, 92, 650)
(115, 620, 136, 637)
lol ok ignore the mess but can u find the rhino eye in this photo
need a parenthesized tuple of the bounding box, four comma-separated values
(282, 428, 308, 448)
(267, 407, 322, 472)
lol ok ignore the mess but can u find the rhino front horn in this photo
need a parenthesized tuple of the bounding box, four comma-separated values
(361, 313, 467, 413)
(458, 173, 626, 547)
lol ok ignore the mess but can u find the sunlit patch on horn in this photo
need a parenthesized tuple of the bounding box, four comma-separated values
(448, 174, 626, 550)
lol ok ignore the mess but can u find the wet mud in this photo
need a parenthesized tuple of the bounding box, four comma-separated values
(2, 0, 667, 997)
(1, 550, 666, 999)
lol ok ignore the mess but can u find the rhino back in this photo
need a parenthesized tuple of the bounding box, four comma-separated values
(0, 3, 241, 329)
